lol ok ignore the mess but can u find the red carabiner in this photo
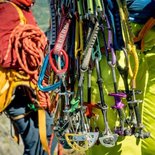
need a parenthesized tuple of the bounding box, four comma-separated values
(49, 49, 69, 75)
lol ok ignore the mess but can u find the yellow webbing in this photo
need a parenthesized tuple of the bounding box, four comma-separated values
(38, 109, 49, 154)
(0, 68, 49, 154)
(0, 68, 34, 112)
(12, 122, 20, 144)
(117, 0, 139, 89)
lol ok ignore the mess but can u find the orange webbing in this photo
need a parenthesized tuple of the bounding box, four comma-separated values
(134, 17, 155, 52)
(58, 143, 63, 155)
(4, 24, 51, 108)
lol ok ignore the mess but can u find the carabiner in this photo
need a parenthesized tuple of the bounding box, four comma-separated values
(95, 0, 103, 13)
(87, 0, 94, 15)
(77, 0, 84, 19)
(74, 20, 84, 58)
(38, 54, 62, 92)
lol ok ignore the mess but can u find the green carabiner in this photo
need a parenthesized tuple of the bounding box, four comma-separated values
(68, 97, 80, 113)
(77, 0, 84, 19)
(28, 103, 38, 112)
(95, 0, 103, 12)
(87, 0, 94, 15)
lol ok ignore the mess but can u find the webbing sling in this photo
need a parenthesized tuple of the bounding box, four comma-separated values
(134, 17, 155, 52)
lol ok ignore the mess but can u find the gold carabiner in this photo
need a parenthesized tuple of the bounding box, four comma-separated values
(116, 0, 139, 89)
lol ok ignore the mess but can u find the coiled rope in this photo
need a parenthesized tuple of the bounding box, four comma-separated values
(5, 23, 51, 108)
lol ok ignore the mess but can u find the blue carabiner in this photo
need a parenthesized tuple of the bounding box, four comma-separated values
(38, 54, 62, 92)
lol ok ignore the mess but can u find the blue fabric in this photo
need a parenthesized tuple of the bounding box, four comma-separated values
(127, 0, 155, 23)
(5, 87, 57, 155)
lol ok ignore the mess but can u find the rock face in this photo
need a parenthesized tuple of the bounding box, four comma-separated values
(0, 114, 24, 155)
(32, 0, 50, 32)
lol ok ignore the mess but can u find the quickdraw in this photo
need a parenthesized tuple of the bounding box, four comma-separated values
(93, 45, 118, 147)
(116, 0, 150, 138)
(49, 18, 70, 75)
(48, 0, 57, 49)
(100, 17, 127, 136)
(38, 54, 62, 92)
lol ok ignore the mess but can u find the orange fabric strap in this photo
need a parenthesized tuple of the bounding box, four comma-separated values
(134, 17, 155, 51)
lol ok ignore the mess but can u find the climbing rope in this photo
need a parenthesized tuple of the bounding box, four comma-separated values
(5, 23, 51, 108)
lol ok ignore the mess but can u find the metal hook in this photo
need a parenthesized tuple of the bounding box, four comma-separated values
(38, 54, 62, 92)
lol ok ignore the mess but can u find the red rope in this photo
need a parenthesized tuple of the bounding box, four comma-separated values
(5, 24, 51, 108)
